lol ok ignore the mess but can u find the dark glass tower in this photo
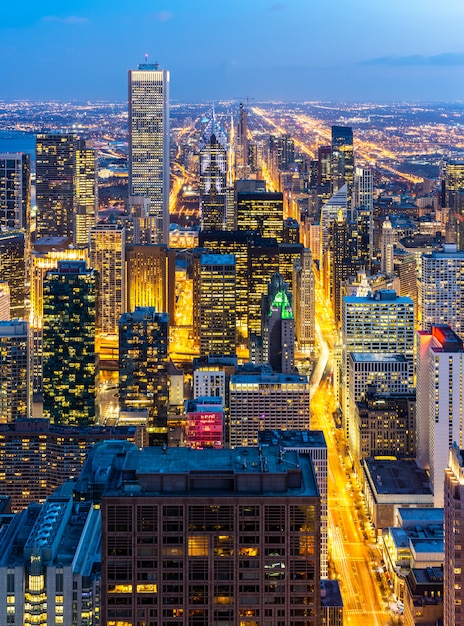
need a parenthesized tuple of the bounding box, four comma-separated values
(42, 260, 97, 425)
(119, 307, 169, 445)
(331, 125, 354, 202)
(199, 112, 228, 231)
(0, 230, 26, 318)
(36, 134, 76, 238)
(0, 153, 30, 232)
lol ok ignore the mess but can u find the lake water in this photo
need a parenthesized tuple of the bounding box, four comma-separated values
(0, 131, 36, 162)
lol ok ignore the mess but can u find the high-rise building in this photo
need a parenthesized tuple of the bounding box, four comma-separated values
(128, 62, 170, 245)
(416, 325, 464, 506)
(353, 166, 373, 268)
(89, 219, 125, 354)
(0, 230, 25, 317)
(73, 139, 98, 248)
(0, 152, 30, 232)
(125, 244, 176, 325)
(198, 253, 236, 357)
(329, 213, 359, 326)
(0, 320, 29, 422)
(342, 290, 415, 446)
(444, 443, 464, 625)
(317, 145, 332, 186)
(42, 261, 97, 425)
(236, 101, 248, 179)
(261, 272, 295, 374)
(247, 239, 280, 337)
(331, 126, 354, 201)
(100, 445, 321, 625)
(119, 307, 168, 445)
(229, 368, 310, 447)
(293, 248, 315, 353)
(320, 184, 347, 264)
(421, 244, 464, 334)
(0, 494, 101, 625)
(236, 191, 284, 241)
(381, 216, 395, 275)
(36, 133, 76, 238)
(124, 195, 152, 244)
(199, 111, 228, 231)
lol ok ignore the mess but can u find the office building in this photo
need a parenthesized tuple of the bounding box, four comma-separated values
(0, 230, 25, 317)
(89, 219, 125, 354)
(184, 396, 224, 448)
(0, 320, 29, 422)
(248, 239, 280, 337)
(444, 443, 464, 625)
(353, 166, 374, 268)
(416, 325, 464, 506)
(236, 191, 284, 241)
(342, 290, 415, 446)
(319, 184, 347, 263)
(381, 216, 395, 275)
(100, 445, 321, 625)
(421, 244, 464, 335)
(293, 248, 315, 353)
(198, 254, 236, 357)
(73, 139, 98, 248)
(229, 369, 310, 447)
(128, 62, 170, 244)
(329, 213, 359, 326)
(236, 101, 249, 178)
(42, 261, 97, 426)
(119, 307, 169, 446)
(261, 272, 295, 374)
(0, 494, 100, 625)
(124, 195, 152, 244)
(259, 429, 328, 579)
(354, 389, 416, 462)
(0, 418, 141, 512)
(199, 110, 228, 230)
(331, 125, 354, 201)
(30, 240, 88, 393)
(36, 133, 76, 239)
(125, 244, 175, 325)
(0, 152, 30, 232)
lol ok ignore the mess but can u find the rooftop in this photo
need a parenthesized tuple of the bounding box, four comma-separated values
(364, 458, 432, 496)
(259, 429, 326, 449)
(349, 353, 407, 363)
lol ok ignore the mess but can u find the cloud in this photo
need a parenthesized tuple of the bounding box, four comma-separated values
(269, 3, 286, 10)
(152, 11, 174, 22)
(361, 53, 464, 67)
(42, 16, 88, 24)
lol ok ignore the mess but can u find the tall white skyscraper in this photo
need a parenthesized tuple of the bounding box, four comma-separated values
(417, 325, 464, 506)
(421, 244, 464, 334)
(128, 62, 170, 245)
(381, 216, 395, 275)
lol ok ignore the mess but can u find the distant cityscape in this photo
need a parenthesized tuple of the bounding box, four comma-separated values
(0, 62, 463, 626)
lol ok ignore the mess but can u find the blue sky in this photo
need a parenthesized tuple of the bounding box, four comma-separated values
(1, 0, 463, 101)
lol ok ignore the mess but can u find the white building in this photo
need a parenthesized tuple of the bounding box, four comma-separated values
(128, 62, 170, 245)
(319, 184, 347, 264)
(416, 325, 464, 506)
(229, 371, 310, 448)
(421, 244, 464, 335)
(293, 248, 315, 353)
(89, 220, 125, 348)
(381, 216, 396, 275)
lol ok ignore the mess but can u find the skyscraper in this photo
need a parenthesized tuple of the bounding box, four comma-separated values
(0, 153, 30, 232)
(421, 244, 464, 335)
(199, 110, 228, 231)
(416, 325, 464, 506)
(36, 133, 75, 238)
(100, 446, 321, 625)
(293, 248, 315, 353)
(42, 260, 97, 425)
(261, 272, 295, 374)
(353, 166, 373, 268)
(128, 62, 170, 245)
(198, 253, 236, 357)
(319, 184, 347, 264)
(331, 126, 354, 202)
(236, 191, 284, 241)
(0, 230, 25, 318)
(381, 216, 395, 275)
(342, 290, 415, 446)
(89, 219, 125, 354)
(0, 320, 29, 422)
(73, 139, 98, 248)
(119, 307, 169, 445)
(444, 444, 464, 625)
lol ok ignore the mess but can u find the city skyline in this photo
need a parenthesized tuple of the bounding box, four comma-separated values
(0, 0, 463, 102)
